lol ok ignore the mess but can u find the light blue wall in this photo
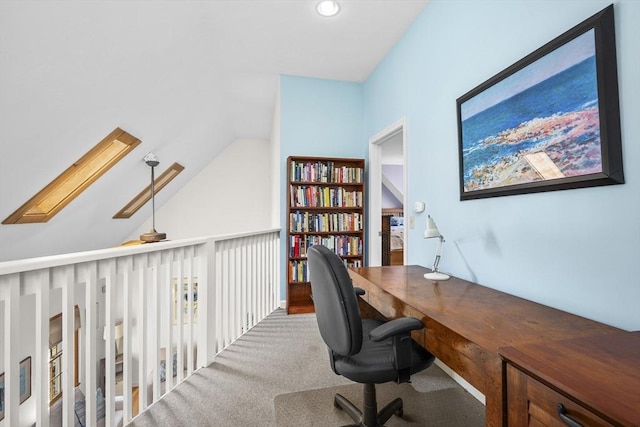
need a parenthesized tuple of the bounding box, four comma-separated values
(279, 76, 364, 300)
(279, 1, 639, 330)
(363, 0, 640, 330)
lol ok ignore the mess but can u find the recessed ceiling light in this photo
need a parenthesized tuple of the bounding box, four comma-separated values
(316, 0, 340, 17)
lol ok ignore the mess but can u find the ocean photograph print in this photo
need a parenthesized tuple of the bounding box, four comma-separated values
(457, 5, 623, 200)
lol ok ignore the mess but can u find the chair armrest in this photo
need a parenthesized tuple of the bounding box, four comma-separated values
(371, 317, 425, 382)
(354, 287, 365, 296)
(369, 317, 424, 342)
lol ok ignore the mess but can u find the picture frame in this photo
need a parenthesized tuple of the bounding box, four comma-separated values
(172, 277, 198, 324)
(0, 357, 32, 420)
(20, 357, 31, 404)
(457, 5, 623, 200)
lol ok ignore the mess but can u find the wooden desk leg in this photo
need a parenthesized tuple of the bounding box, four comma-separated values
(484, 361, 505, 427)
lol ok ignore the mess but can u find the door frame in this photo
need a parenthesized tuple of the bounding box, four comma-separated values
(368, 118, 408, 266)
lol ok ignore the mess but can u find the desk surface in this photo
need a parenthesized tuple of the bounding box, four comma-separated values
(348, 265, 624, 427)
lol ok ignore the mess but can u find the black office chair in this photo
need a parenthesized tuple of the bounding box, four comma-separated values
(308, 245, 435, 427)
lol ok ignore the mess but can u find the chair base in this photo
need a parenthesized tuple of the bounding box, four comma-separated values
(334, 383, 403, 427)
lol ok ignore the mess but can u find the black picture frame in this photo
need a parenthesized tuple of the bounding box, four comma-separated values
(457, 4, 623, 201)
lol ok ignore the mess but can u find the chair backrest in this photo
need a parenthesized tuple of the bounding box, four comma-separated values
(308, 245, 362, 356)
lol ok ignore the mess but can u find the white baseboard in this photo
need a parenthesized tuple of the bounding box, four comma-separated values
(279, 300, 287, 310)
(434, 359, 485, 405)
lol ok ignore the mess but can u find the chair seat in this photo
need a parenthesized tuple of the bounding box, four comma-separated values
(334, 319, 434, 384)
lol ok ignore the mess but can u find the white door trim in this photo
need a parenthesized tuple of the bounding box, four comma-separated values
(368, 118, 407, 267)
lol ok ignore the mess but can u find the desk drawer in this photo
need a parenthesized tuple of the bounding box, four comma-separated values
(506, 364, 614, 427)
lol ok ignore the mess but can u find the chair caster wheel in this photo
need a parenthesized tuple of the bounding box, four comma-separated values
(396, 408, 404, 418)
(334, 399, 341, 409)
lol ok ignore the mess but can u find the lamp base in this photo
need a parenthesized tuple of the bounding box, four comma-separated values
(140, 230, 166, 243)
(424, 271, 450, 281)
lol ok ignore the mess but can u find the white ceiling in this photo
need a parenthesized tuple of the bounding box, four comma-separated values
(0, 0, 428, 260)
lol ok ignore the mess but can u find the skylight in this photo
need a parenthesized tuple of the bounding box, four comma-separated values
(113, 162, 185, 219)
(2, 128, 141, 224)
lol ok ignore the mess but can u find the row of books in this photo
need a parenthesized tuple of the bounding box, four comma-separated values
(291, 185, 363, 208)
(289, 235, 363, 258)
(289, 258, 364, 283)
(290, 160, 363, 184)
(289, 211, 363, 233)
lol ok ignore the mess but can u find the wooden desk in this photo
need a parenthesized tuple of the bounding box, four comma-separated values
(348, 265, 631, 427)
(501, 331, 640, 426)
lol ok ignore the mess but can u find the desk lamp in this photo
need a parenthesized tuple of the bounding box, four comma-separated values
(424, 215, 450, 281)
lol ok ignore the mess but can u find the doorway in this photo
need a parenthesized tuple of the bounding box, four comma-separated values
(368, 118, 407, 267)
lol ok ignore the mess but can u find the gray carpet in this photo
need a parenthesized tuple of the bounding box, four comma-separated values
(275, 383, 485, 426)
(128, 309, 485, 426)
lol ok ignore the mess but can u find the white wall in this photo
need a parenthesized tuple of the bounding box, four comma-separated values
(270, 86, 282, 230)
(128, 138, 273, 241)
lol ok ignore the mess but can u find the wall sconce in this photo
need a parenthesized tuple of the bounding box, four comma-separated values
(423, 215, 450, 281)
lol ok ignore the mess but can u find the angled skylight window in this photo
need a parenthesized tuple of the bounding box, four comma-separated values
(113, 162, 185, 219)
(3, 128, 141, 224)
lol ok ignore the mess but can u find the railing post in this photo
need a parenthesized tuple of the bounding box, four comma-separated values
(104, 258, 116, 427)
(35, 269, 51, 427)
(83, 262, 98, 427)
(164, 260, 174, 390)
(197, 241, 214, 367)
(151, 259, 161, 402)
(122, 257, 133, 422)
(185, 258, 194, 376)
(136, 255, 149, 412)
(175, 259, 184, 383)
(2, 273, 20, 427)
(62, 265, 76, 427)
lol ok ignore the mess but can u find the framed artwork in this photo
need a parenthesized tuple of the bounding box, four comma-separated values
(457, 5, 623, 200)
(0, 357, 32, 420)
(20, 357, 31, 404)
(173, 277, 198, 324)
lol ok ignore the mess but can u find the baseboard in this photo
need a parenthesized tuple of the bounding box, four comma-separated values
(434, 359, 485, 405)
(279, 299, 287, 310)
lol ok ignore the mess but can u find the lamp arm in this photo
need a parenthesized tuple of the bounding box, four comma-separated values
(432, 236, 444, 273)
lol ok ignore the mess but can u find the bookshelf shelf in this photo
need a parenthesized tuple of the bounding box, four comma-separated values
(286, 156, 366, 314)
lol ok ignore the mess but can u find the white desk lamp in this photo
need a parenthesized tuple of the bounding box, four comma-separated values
(424, 216, 450, 281)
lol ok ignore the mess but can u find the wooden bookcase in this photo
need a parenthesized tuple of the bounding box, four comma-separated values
(286, 156, 366, 314)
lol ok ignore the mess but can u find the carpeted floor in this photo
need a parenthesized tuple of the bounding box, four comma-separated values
(128, 309, 485, 426)
(275, 383, 484, 426)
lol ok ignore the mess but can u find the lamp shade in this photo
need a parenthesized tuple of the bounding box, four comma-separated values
(423, 215, 450, 281)
(424, 216, 442, 239)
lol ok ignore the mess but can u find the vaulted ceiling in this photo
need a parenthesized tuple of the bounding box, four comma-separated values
(0, 0, 428, 261)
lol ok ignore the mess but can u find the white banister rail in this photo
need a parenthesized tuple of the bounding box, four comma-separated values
(0, 229, 280, 427)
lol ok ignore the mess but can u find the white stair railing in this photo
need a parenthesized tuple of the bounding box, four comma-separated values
(0, 229, 280, 427)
